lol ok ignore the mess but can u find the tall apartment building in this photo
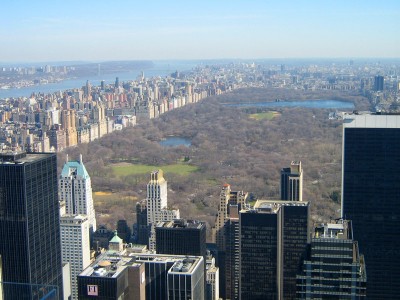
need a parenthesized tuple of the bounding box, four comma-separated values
(146, 170, 179, 251)
(60, 214, 91, 300)
(212, 184, 248, 299)
(0, 152, 63, 299)
(280, 161, 303, 201)
(342, 113, 400, 299)
(296, 219, 366, 299)
(239, 200, 309, 300)
(213, 184, 248, 250)
(155, 219, 206, 258)
(59, 154, 97, 234)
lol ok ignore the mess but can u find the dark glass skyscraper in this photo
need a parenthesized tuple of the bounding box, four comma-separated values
(136, 199, 149, 245)
(373, 75, 384, 91)
(342, 113, 400, 299)
(296, 219, 367, 299)
(0, 152, 63, 299)
(155, 219, 206, 258)
(280, 161, 303, 201)
(239, 200, 309, 300)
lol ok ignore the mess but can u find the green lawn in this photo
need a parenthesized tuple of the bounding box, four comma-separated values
(111, 163, 199, 177)
(249, 111, 280, 120)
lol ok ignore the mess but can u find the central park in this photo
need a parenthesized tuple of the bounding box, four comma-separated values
(61, 87, 370, 237)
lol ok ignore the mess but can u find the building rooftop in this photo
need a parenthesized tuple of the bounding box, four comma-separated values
(0, 151, 54, 165)
(60, 155, 89, 179)
(149, 169, 166, 184)
(343, 112, 400, 128)
(252, 199, 309, 213)
(109, 231, 123, 244)
(79, 252, 203, 279)
(314, 219, 352, 240)
(156, 219, 205, 229)
(60, 214, 88, 224)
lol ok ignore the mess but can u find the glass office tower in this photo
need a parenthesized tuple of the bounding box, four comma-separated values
(239, 200, 309, 300)
(342, 113, 400, 299)
(0, 152, 63, 299)
(296, 219, 367, 299)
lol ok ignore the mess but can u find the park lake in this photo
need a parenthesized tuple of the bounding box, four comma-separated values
(159, 136, 192, 147)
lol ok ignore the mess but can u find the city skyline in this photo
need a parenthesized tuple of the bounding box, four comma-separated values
(1, 0, 399, 62)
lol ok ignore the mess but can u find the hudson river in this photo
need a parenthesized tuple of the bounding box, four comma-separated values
(0, 60, 198, 99)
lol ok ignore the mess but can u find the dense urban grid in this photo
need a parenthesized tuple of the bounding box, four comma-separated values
(0, 60, 400, 152)
(0, 60, 399, 299)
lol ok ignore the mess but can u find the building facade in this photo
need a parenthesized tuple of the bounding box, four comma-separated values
(0, 152, 63, 299)
(168, 258, 205, 300)
(239, 200, 309, 300)
(280, 161, 303, 201)
(212, 184, 248, 299)
(59, 154, 97, 233)
(146, 170, 179, 251)
(136, 199, 149, 245)
(296, 219, 367, 299)
(78, 251, 204, 300)
(342, 113, 400, 299)
(206, 255, 220, 300)
(155, 219, 206, 258)
(224, 204, 240, 300)
(213, 184, 248, 249)
(60, 214, 91, 300)
(373, 75, 384, 91)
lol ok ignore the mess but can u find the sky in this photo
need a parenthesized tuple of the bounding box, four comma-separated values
(1, 0, 399, 62)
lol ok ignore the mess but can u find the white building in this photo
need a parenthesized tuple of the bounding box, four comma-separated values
(206, 256, 220, 300)
(146, 170, 180, 251)
(60, 215, 91, 300)
(59, 154, 96, 233)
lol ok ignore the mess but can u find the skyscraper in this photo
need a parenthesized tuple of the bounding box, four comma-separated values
(373, 75, 384, 91)
(213, 184, 248, 250)
(136, 199, 149, 245)
(115, 77, 120, 88)
(0, 152, 63, 299)
(239, 200, 309, 300)
(212, 184, 247, 299)
(155, 219, 206, 258)
(60, 214, 91, 300)
(59, 155, 96, 234)
(296, 219, 367, 299)
(206, 254, 220, 300)
(280, 161, 303, 201)
(146, 170, 179, 251)
(342, 113, 400, 299)
(224, 204, 240, 300)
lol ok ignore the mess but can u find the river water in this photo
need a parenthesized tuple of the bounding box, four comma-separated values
(0, 60, 199, 99)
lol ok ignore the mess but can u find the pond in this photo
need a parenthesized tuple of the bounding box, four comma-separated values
(222, 99, 354, 109)
(159, 136, 191, 147)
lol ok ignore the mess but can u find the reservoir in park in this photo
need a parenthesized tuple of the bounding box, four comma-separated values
(222, 99, 355, 109)
(159, 136, 192, 147)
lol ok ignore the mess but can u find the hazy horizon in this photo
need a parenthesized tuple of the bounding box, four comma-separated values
(1, 0, 399, 62)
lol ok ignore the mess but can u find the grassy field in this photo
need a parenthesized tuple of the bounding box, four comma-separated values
(249, 111, 280, 120)
(111, 163, 199, 177)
